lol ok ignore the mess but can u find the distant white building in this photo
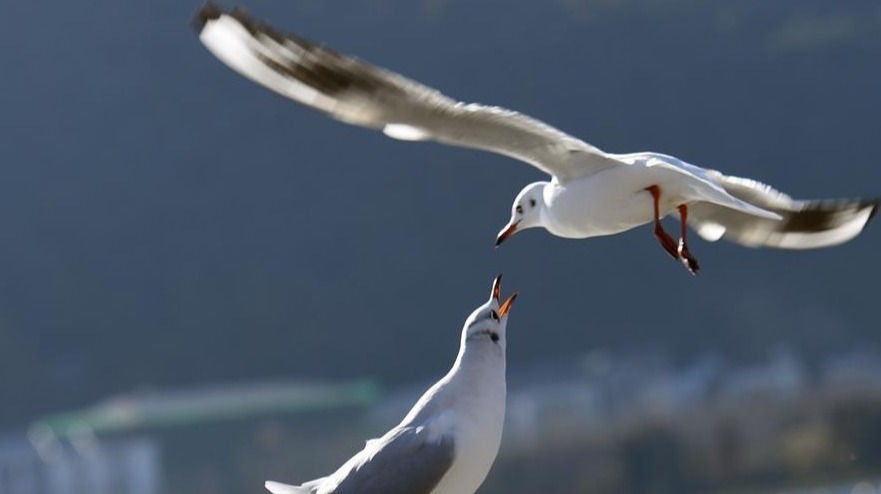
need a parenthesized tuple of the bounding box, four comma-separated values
(0, 434, 160, 494)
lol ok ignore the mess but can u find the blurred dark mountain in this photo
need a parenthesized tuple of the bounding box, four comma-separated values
(0, 0, 879, 427)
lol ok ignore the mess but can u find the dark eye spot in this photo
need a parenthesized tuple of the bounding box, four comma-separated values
(529, 198, 536, 208)
(515, 205, 523, 215)
(490, 310, 499, 321)
(490, 332, 499, 342)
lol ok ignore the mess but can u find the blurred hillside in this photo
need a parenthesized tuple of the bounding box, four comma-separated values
(0, 0, 879, 429)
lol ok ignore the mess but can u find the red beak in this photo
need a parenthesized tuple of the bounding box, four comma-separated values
(495, 221, 520, 248)
(499, 292, 518, 317)
(491, 274, 518, 316)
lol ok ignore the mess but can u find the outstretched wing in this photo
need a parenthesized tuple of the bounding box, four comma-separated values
(192, 2, 618, 182)
(688, 171, 879, 249)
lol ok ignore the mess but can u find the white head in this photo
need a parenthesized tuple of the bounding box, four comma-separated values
(495, 182, 548, 247)
(461, 274, 518, 352)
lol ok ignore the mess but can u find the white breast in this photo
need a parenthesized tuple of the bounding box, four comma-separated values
(429, 373, 505, 494)
(543, 166, 678, 239)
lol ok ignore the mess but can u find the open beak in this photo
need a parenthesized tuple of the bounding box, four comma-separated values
(499, 292, 518, 317)
(491, 274, 518, 317)
(495, 221, 520, 248)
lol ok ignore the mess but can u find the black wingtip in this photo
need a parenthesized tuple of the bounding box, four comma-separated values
(191, 1, 225, 33)
(864, 198, 880, 225)
(783, 198, 881, 234)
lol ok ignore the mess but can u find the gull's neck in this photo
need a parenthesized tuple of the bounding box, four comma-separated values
(453, 339, 505, 375)
(401, 338, 506, 427)
(444, 339, 506, 402)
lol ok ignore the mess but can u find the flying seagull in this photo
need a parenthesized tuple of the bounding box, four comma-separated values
(192, 3, 878, 275)
(262, 274, 517, 494)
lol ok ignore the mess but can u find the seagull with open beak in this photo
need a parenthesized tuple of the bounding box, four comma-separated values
(265, 275, 517, 494)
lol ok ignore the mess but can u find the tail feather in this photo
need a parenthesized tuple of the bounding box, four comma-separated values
(265, 481, 311, 494)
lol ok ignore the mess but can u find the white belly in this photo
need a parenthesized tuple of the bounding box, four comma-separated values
(543, 166, 682, 239)
(429, 413, 504, 494)
(429, 382, 505, 494)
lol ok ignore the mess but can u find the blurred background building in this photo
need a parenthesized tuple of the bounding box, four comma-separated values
(4, 349, 881, 494)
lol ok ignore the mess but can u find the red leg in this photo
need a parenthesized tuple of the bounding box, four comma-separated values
(676, 204, 700, 275)
(646, 185, 678, 260)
